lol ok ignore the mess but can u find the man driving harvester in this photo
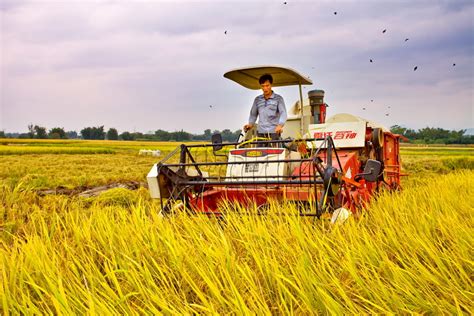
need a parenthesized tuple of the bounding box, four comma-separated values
(243, 74, 287, 140)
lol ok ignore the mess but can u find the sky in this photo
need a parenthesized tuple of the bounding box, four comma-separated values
(1, 0, 473, 134)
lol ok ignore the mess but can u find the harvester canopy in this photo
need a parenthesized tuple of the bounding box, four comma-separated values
(224, 65, 313, 89)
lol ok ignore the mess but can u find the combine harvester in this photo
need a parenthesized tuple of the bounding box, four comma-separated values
(147, 66, 403, 220)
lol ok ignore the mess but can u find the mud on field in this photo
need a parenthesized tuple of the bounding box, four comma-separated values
(36, 181, 146, 198)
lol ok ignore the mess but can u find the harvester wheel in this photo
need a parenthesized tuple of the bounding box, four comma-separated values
(372, 128, 384, 148)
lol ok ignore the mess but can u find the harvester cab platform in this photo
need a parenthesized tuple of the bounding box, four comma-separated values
(147, 65, 403, 219)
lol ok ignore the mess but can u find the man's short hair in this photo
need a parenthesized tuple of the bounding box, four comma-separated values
(259, 74, 273, 85)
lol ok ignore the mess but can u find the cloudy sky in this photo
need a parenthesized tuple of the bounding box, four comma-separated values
(1, 0, 473, 134)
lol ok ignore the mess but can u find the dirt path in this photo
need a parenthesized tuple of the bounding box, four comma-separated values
(37, 181, 146, 198)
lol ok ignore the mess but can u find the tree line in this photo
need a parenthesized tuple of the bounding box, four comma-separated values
(0, 124, 472, 144)
(390, 125, 473, 144)
(0, 125, 242, 142)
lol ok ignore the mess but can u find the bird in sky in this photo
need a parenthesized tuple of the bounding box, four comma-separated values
(453, 63, 456, 67)
(209, 105, 213, 109)
(362, 107, 366, 110)
(334, 11, 337, 15)
(371, 100, 374, 102)
(385, 113, 389, 116)
(224, 30, 227, 35)
(414, 66, 418, 71)
(405, 38, 409, 42)
(370, 59, 373, 63)
(382, 29, 387, 33)
(283, 1, 287, 4)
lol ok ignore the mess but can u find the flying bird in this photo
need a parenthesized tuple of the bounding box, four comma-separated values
(370, 59, 373, 63)
(387, 106, 391, 109)
(413, 66, 418, 71)
(362, 107, 366, 110)
(371, 99, 374, 102)
(385, 113, 389, 116)
(453, 63, 456, 67)
(209, 105, 213, 109)
(405, 38, 409, 42)
(334, 11, 337, 15)
(283, 1, 287, 4)
(224, 30, 227, 34)
(382, 29, 387, 33)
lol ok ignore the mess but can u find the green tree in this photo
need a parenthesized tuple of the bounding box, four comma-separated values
(170, 130, 191, 141)
(119, 131, 135, 141)
(0, 131, 5, 138)
(106, 128, 119, 140)
(66, 131, 78, 139)
(154, 129, 171, 141)
(34, 125, 48, 139)
(81, 126, 105, 140)
(49, 127, 67, 139)
(27, 124, 35, 138)
(203, 129, 212, 140)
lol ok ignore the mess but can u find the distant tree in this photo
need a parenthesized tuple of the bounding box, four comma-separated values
(80, 126, 105, 140)
(81, 127, 91, 139)
(154, 129, 171, 141)
(204, 129, 212, 140)
(106, 128, 119, 140)
(0, 131, 5, 138)
(390, 125, 406, 135)
(170, 130, 191, 141)
(66, 131, 78, 139)
(49, 127, 67, 139)
(27, 124, 35, 138)
(34, 125, 48, 139)
(221, 129, 235, 142)
(390, 125, 472, 144)
(119, 131, 135, 141)
(131, 132, 144, 140)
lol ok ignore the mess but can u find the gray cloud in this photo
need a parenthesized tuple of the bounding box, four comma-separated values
(1, 0, 473, 134)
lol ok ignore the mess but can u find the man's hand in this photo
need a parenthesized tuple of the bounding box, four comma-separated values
(275, 125, 284, 134)
(244, 124, 254, 132)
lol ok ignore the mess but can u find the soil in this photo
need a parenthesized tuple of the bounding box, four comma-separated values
(36, 181, 147, 198)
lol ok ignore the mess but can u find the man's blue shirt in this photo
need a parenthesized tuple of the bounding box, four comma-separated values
(248, 92, 287, 133)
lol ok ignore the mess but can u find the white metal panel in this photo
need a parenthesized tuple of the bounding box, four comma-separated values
(147, 164, 161, 199)
(225, 148, 288, 181)
(308, 121, 367, 148)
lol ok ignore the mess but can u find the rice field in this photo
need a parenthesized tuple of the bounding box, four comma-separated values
(1, 139, 473, 314)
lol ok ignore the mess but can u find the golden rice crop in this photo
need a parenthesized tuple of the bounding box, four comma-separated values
(1, 170, 473, 314)
(0, 139, 193, 153)
(0, 145, 115, 155)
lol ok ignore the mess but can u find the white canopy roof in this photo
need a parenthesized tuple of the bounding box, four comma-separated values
(224, 65, 313, 90)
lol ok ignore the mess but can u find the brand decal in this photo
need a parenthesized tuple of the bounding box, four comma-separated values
(246, 150, 263, 157)
(314, 130, 358, 140)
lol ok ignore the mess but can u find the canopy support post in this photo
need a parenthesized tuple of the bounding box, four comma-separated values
(298, 83, 304, 136)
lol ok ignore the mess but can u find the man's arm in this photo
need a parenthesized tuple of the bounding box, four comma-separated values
(275, 96, 287, 134)
(249, 97, 258, 125)
(244, 98, 258, 131)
